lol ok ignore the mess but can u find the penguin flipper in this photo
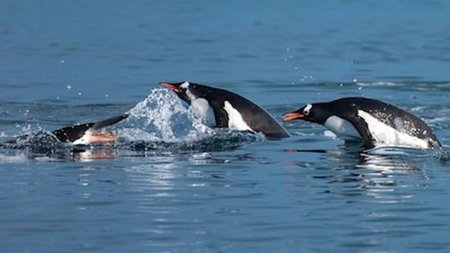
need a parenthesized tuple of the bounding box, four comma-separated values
(52, 114, 128, 143)
(346, 115, 375, 149)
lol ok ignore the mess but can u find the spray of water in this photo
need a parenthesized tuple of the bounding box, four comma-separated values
(116, 88, 215, 143)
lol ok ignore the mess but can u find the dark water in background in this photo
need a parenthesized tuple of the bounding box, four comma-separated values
(1, 1, 450, 252)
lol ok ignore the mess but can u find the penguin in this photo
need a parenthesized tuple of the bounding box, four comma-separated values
(52, 114, 128, 145)
(161, 81, 290, 140)
(282, 97, 441, 150)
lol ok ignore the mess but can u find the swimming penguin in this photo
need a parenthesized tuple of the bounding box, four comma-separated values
(282, 97, 441, 149)
(161, 81, 289, 140)
(52, 114, 128, 144)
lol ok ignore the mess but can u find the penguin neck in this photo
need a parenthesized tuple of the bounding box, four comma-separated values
(308, 103, 332, 125)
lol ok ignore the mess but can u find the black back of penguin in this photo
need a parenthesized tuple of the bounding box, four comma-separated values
(52, 114, 128, 143)
(165, 82, 290, 139)
(322, 97, 441, 147)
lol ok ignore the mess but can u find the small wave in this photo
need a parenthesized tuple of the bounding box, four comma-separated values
(356, 81, 450, 92)
(433, 146, 450, 161)
(363, 145, 450, 164)
(366, 146, 429, 157)
(356, 81, 401, 87)
(119, 129, 264, 153)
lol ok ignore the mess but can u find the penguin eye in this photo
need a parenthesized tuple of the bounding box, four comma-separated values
(303, 104, 312, 116)
(303, 108, 310, 116)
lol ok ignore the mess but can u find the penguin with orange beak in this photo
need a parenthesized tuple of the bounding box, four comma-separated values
(283, 97, 441, 149)
(162, 81, 289, 140)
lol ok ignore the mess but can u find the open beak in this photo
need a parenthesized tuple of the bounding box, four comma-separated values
(282, 112, 304, 121)
(160, 82, 180, 92)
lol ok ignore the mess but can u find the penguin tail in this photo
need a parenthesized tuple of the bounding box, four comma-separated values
(52, 114, 128, 144)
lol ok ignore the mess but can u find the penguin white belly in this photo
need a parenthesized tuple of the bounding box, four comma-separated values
(357, 110, 429, 149)
(190, 98, 216, 126)
(72, 130, 93, 145)
(324, 116, 361, 140)
(223, 101, 253, 131)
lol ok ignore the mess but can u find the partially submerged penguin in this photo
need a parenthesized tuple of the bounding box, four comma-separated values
(52, 114, 128, 144)
(161, 81, 289, 140)
(2, 114, 129, 148)
(283, 97, 441, 150)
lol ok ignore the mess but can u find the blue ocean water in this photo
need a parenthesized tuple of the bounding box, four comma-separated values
(1, 1, 450, 252)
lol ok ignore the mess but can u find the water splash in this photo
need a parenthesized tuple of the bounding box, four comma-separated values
(117, 88, 215, 143)
(112, 88, 266, 153)
(0, 88, 264, 159)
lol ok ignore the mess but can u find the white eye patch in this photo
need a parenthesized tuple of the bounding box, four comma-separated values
(180, 81, 190, 89)
(303, 104, 312, 115)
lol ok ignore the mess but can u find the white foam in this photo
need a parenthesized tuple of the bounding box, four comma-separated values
(115, 128, 160, 142)
(0, 153, 28, 163)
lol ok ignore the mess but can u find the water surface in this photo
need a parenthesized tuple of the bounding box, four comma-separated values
(1, 1, 450, 252)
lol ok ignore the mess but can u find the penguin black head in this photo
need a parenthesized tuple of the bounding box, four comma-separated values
(161, 81, 219, 126)
(283, 103, 330, 125)
(160, 81, 200, 104)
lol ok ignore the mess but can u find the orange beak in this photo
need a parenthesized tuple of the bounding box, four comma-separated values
(282, 112, 304, 121)
(89, 131, 118, 143)
(160, 82, 180, 92)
